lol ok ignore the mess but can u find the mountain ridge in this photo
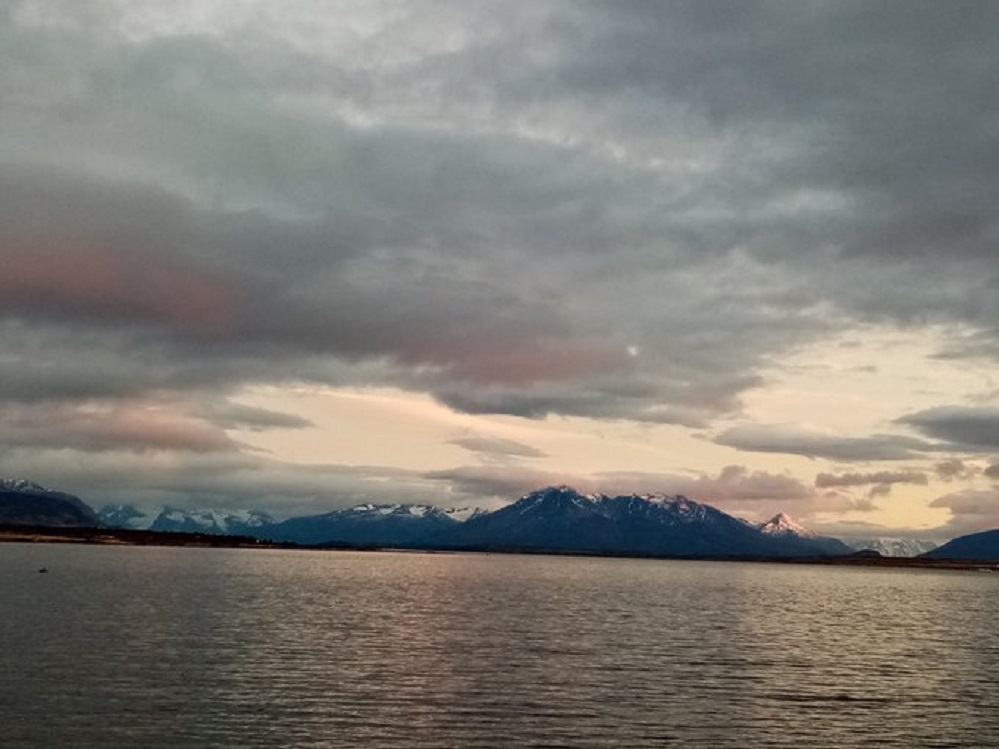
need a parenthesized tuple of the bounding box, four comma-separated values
(921, 529, 999, 561)
(3, 477, 956, 559)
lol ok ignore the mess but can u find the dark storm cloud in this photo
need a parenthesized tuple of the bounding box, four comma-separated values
(898, 406, 999, 450)
(4, 0, 999, 504)
(714, 425, 935, 461)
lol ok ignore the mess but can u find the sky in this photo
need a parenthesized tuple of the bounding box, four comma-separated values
(3, 1, 999, 539)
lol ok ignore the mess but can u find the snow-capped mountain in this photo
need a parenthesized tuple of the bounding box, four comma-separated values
(755, 512, 851, 556)
(98, 504, 149, 529)
(442, 486, 850, 557)
(4, 479, 858, 557)
(98, 504, 275, 535)
(0, 478, 99, 527)
(759, 512, 817, 538)
(256, 503, 485, 546)
(151, 507, 276, 535)
(0, 478, 59, 495)
(844, 537, 939, 557)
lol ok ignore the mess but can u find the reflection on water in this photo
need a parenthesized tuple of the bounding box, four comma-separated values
(2, 544, 998, 748)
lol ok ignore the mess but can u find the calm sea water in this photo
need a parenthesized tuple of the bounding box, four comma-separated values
(2, 544, 998, 748)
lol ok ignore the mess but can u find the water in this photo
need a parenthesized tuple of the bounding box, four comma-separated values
(2, 544, 998, 748)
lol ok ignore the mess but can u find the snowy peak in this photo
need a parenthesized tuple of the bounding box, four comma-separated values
(453, 485, 783, 555)
(338, 503, 483, 522)
(152, 507, 275, 534)
(759, 512, 817, 538)
(845, 537, 939, 557)
(259, 500, 486, 545)
(98, 504, 148, 529)
(441, 505, 488, 523)
(0, 478, 57, 496)
(623, 494, 709, 522)
(344, 503, 436, 518)
(515, 486, 602, 515)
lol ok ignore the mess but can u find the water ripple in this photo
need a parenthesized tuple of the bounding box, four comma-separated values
(2, 546, 998, 748)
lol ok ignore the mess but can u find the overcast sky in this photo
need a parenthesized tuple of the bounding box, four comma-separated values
(3, 1, 999, 538)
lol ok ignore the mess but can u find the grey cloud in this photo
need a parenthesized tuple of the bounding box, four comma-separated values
(816, 518, 952, 542)
(715, 424, 934, 461)
(448, 435, 547, 461)
(933, 329, 999, 363)
(936, 459, 977, 481)
(0, 2, 950, 428)
(851, 497, 880, 512)
(928, 488, 999, 537)
(426, 463, 853, 520)
(868, 483, 893, 499)
(899, 406, 999, 450)
(0, 444, 450, 518)
(815, 470, 928, 488)
(0, 399, 238, 455)
(423, 465, 567, 502)
(4, 1, 999, 510)
(595, 465, 815, 503)
(196, 399, 314, 431)
(985, 464, 999, 480)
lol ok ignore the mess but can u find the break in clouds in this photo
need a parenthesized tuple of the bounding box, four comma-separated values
(2, 1, 999, 522)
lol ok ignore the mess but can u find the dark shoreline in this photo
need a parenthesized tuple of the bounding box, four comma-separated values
(2, 524, 995, 571)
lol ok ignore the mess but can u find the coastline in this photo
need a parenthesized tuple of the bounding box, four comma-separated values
(2, 524, 995, 571)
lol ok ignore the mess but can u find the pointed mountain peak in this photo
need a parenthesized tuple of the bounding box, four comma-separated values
(513, 485, 601, 515)
(759, 512, 816, 538)
(519, 485, 587, 502)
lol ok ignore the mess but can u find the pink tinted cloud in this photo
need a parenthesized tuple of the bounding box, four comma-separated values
(0, 243, 240, 333)
(3, 400, 236, 453)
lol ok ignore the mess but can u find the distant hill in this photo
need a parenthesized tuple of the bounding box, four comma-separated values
(11, 479, 864, 559)
(0, 479, 99, 528)
(921, 529, 999, 561)
(257, 504, 483, 546)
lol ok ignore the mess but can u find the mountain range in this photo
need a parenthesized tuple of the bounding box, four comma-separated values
(96, 484, 851, 557)
(0, 477, 970, 559)
(424, 486, 851, 557)
(98, 504, 276, 536)
(843, 537, 939, 558)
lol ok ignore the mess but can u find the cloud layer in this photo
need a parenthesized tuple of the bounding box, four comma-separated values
(3, 2, 999, 524)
